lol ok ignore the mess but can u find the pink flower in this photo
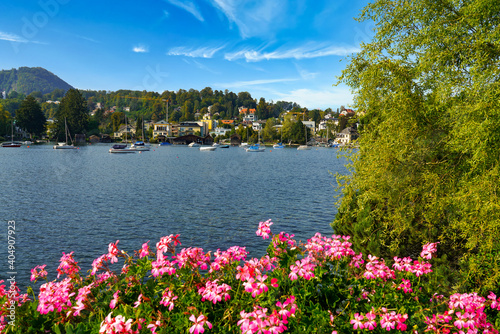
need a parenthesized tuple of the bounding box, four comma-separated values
(139, 241, 150, 258)
(133, 294, 143, 308)
(110, 290, 120, 309)
(364, 311, 377, 330)
(256, 219, 273, 239)
(57, 252, 81, 279)
(147, 320, 161, 334)
(350, 313, 365, 330)
(30, 264, 48, 282)
(420, 242, 439, 259)
(271, 278, 279, 288)
(108, 240, 120, 264)
(160, 288, 178, 311)
(99, 312, 137, 333)
(189, 314, 212, 334)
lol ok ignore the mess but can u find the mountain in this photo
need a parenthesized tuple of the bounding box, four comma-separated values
(0, 67, 73, 96)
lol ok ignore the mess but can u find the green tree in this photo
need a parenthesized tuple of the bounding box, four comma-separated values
(262, 118, 277, 142)
(110, 112, 125, 133)
(15, 95, 46, 138)
(334, 0, 500, 293)
(55, 89, 88, 140)
(0, 104, 11, 137)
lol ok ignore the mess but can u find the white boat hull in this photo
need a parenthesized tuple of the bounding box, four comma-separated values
(109, 148, 136, 153)
(297, 145, 312, 150)
(200, 146, 216, 151)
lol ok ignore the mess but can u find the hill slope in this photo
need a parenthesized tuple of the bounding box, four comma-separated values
(0, 67, 73, 95)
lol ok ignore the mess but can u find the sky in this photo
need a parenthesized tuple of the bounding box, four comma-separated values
(0, 0, 373, 110)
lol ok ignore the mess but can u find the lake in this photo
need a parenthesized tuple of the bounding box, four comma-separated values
(0, 143, 351, 291)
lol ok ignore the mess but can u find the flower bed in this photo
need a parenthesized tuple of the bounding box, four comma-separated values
(1, 219, 499, 333)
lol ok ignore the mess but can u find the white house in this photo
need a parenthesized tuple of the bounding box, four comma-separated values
(153, 120, 171, 138)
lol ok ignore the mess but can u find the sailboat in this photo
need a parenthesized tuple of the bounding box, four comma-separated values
(246, 127, 265, 152)
(53, 118, 77, 149)
(297, 122, 312, 150)
(109, 116, 136, 153)
(273, 125, 285, 148)
(1, 120, 21, 147)
(131, 116, 150, 151)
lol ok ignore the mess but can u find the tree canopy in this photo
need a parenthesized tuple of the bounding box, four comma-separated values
(15, 95, 46, 138)
(55, 89, 89, 140)
(333, 0, 500, 293)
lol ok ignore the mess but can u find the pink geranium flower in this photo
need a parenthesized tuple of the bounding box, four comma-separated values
(189, 314, 212, 334)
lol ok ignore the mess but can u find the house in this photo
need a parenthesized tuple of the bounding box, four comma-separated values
(303, 121, 316, 132)
(243, 114, 257, 122)
(178, 122, 206, 137)
(238, 107, 256, 115)
(199, 115, 216, 132)
(114, 124, 136, 139)
(230, 134, 241, 146)
(210, 127, 232, 137)
(153, 120, 171, 138)
(220, 120, 234, 126)
(318, 118, 339, 131)
(172, 134, 203, 145)
(335, 127, 359, 145)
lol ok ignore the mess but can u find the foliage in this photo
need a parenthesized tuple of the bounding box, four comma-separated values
(0, 104, 11, 137)
(1, 221, 499, 333)
(334, 0, 500, 293)
(55, 89, 89, 140)
(15, 96, 46, 138)
(0, 67, 72, 96)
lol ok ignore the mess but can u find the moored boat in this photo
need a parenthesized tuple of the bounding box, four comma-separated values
(200, 146, 216, 151)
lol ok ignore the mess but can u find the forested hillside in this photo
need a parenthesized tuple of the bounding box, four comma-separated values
(0, 67, 73, 95)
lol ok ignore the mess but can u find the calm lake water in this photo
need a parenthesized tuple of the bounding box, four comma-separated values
(0, 143, 351, 291)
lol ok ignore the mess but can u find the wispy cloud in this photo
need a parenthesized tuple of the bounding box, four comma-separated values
(210, 0, 288, 38)
(0, 31, 28, 43)
(164, 0, 204, 22)
(182, 58, 220, 75)
(216, 78, 298, 89)
(225, 43, 360, 62)
(167, 45, 224, 58)
(133, 45, 148, 53)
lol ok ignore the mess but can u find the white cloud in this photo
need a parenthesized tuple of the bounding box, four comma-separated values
(0, 31, 28, 43)
(167, 45, 224, 58)
(164, 0, 204, 22)
(216, 78, 298, 89)
(225, 43, 360, 62)
(210, 0, 288, 38)
(133, 45, 148, 53)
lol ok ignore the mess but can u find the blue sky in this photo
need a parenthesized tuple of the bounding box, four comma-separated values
(0, 0, 373, 110)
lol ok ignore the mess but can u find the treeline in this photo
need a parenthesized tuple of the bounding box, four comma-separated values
(1, 87, 349, 142)
(79, 88, 307, 123)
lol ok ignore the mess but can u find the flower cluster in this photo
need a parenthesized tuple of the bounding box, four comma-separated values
(30, 264, 48, 282)
(37, 278, 74, 315)
(350, 309, 408, 331)
(57, 252, 81, 279)
(198, 279, 232, 304)
(424, 292, 498, 333)
(256, 219, 273, 239)
(3, 219, 498, 334)
(99, 312, 137, 334)
(238, 296, 297, 334)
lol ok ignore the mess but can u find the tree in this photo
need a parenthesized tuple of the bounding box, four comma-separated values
(55, 89, 88, 140)
(334, 0, 500, 293)
(110, 112, 125, 132)
(262, 118, 277, 142)
(0, 104, 11, 137)
(15, 95, 46, 138)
